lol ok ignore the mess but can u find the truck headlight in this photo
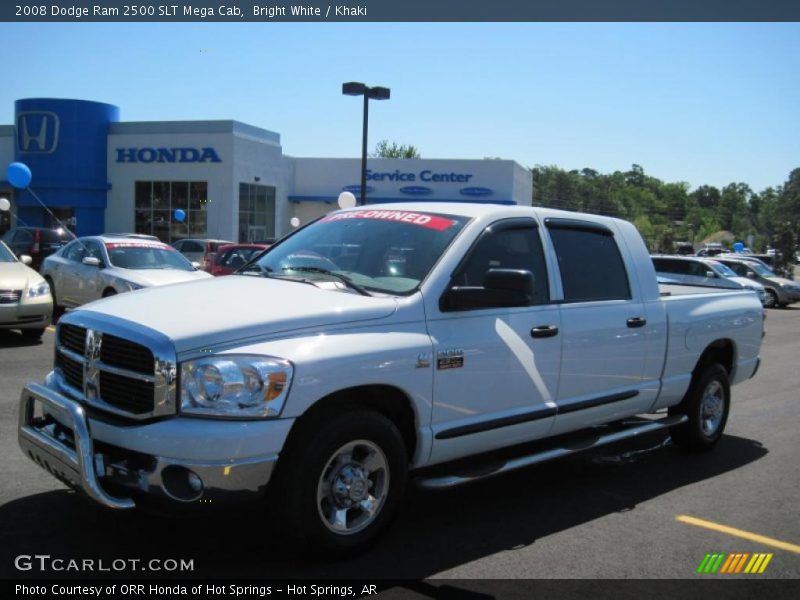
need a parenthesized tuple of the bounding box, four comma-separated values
(26, 280, 50, 298)
(124, 281, 143, 291)
(180, 355, 293, 418)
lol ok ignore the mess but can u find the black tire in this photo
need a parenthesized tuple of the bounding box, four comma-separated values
(45, 277, 64, 322)
(669, 363, 730, 451)
(270, 410, 408, 555)
(21, 328, 45, 340)
(764, 289, 778, 309)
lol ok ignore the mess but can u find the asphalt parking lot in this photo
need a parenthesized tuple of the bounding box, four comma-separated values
(1, 305, 798, 581)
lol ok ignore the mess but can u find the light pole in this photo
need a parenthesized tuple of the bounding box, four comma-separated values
(342, 82, 390, 206)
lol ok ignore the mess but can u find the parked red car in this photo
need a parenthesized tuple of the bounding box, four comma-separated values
(209, 243, 270, 276)
(172, 238, 234, 271)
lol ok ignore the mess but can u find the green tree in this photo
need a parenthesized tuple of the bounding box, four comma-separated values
(372, 140, 420, 159)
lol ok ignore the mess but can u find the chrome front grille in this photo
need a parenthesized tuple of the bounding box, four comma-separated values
(99, 371, 154, 414)
(0, 289, 22, 304)
(100, 333, 154, 374)
(53, 320, 176, 420)
(56, 352, 83, 391)
(58, 323, 86, 354)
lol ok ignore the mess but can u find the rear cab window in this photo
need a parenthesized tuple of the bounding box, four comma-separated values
(546, 218, 631, 302)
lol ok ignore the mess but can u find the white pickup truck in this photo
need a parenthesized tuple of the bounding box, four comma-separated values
(19, 203, 763, 553)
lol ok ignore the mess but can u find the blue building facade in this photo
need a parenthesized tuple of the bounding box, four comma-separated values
(0, 98, 532, 242)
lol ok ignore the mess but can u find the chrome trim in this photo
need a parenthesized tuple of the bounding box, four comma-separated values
(55, 312, 177, 420)
(416, 415, 688, 490)
(135, 455, 278, 503)
(18, 382, 135, 510)
(56, 344, 84, 365)
(57, 343, 156, 382)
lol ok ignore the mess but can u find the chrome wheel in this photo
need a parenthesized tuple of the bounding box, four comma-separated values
(316, 439, 389, 535)
(764, 289, 777, 308)
(700, 380, 725, 436)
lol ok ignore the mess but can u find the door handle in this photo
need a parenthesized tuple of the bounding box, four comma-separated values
(531, 325, 559, 338)
(627, 317, 647, 328)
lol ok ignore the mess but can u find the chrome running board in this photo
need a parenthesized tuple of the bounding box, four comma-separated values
(416, 414, 687, 490)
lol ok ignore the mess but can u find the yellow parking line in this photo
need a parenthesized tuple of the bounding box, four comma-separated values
(677, 515, 800, 554)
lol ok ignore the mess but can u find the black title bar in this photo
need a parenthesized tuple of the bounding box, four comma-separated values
(2, 1, 800, 22)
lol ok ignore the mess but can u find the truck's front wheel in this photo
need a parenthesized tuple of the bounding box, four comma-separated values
(273, 410, 408, 554)
(669, 363, 730, 451)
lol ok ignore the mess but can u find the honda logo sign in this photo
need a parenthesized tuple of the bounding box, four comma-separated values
(16, 111, 60, 154)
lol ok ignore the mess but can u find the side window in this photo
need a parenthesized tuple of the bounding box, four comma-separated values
(1, 230, 13, 243)
(730, 263, 747, 276)
(84, 241, 104, 261)
(455, 224, 549, 305)
(548, 225, 630, 302)
(688, 261, 711, 277)
(172, 240, 184, 252)
(654, 258, 689, 276)
(183, 241, 203, 253)
(13, 230, 33, 243)
(63, 242, 86, 262)
(224, 249, 248, 268)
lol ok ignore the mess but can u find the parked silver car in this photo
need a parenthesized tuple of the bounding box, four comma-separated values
(716, 256, 800, 308)
(41, 235, 212, 313)
(651, 255, 766, 305)
(0, 241, 52, 338)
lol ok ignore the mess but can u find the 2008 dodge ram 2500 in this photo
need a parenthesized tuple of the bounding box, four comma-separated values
(19, 203, 763, 552)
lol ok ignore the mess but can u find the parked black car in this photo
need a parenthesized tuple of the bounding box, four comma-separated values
(1, 227, 72, 270)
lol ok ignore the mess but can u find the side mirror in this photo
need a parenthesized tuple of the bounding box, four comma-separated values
(19, 254, 32, 265)
(705, 270, 716, 278)
(82, 256, 102, 267)
(191, 261, 202, 270)
(484, 268, 535, 296)
(442, 269, 535, 312)
(746, 271, 756, 278)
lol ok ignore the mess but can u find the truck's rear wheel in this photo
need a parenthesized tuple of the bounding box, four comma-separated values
(272, 410, 407, 554)
(669, 363, 730, 451)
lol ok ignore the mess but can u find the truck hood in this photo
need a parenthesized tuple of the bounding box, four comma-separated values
(80, 275, 398, 352)
(115, 268, 212, 288)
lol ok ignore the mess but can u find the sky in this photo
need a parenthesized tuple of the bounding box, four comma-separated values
(1, 22, 798, 192)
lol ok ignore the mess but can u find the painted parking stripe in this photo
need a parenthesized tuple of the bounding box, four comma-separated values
(677, 515, 800, 554)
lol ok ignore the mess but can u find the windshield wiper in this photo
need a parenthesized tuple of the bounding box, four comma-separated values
(282, 267, 371, 296)
(239, 264, 273, 275)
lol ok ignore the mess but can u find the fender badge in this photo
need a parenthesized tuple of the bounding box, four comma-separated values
(416, 353, 431, 368)
(437, 349, 464, 370)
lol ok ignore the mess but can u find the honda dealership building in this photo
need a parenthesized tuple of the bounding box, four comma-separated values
(0, 98, 533, 242)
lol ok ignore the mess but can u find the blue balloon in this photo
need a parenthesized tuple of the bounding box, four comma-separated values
(733, 242, 744, 253)
(174, 209, 186, 222)
(6, 162, 32, 189)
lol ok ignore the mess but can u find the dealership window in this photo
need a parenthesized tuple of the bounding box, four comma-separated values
(135, 181, 208, 242)
(238, 183, 275, 242)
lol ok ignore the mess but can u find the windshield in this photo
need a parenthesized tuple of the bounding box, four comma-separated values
(0, 242, 16, 263)
(708, 261, 738, 277)
(248, 209, 469, 294)
(105, 243, 194, 271)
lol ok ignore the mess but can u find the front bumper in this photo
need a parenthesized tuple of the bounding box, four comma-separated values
(0, 296, 52, 330)
(781, 288, 800, 303)
(18, 382, 292, 510)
